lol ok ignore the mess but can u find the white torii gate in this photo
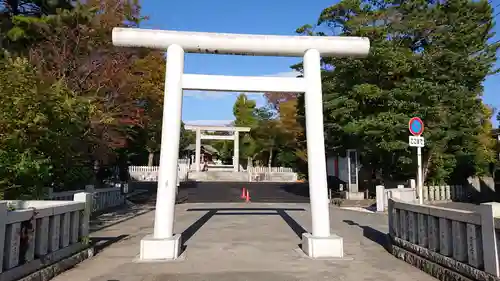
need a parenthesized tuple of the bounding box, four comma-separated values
(184, 125, 251, 172)
(112, 28, 370, 261)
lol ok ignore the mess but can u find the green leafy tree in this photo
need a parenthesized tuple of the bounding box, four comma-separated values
(15, 0, 147, 171)
(125, 51, 165, 165)
(179, 122, 195, 158)
(264, 92, 307, 172)
(232, 93, 258, 165)
(211, 140, 234, 163)
(0, 56, 92, 199)
(0, 0, 152, 191)
(231, 94, 296, 168)
(0, 0, 75, 54)
(233, 93, 257, 127)
(251, 106, 285, 166)
(296, 0, 498, 184)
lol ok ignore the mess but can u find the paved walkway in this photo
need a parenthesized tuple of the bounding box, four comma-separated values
(52, 203, 437, 281)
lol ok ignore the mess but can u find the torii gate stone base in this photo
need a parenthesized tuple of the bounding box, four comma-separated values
(112, 28, 370, 261)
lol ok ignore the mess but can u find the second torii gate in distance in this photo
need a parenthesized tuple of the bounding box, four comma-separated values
(184, 124, 251, 172)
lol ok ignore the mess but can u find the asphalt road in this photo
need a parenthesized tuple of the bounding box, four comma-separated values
(130, 181, 312, 203)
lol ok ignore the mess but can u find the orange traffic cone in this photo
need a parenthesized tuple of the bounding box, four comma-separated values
(240, 187, 247, 199)
(245, 189, 251, 203)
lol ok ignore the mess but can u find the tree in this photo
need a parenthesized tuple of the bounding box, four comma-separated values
(210, 140, 234, 163)
(276, 98, 307, 173)
(264, 92, 296, 112)
(179, 122, 195, 158)
(251, 109, 286, 167)
(233, 93, 257, 127)
(296, 0, 498, 184)
(11, 0, 147, 170)
(0, 0, 75, 54)
(231, 93, 301, 168)
(471, 104, 496, 176)
(126, 51, 166, 165)
(0, 56, 92, 199)
(232, 93, 258, 165)
(263, 92, 307, 172)
(0, 0, 154, 194)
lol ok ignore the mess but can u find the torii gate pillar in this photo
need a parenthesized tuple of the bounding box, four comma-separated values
(112, 28, 370, 261)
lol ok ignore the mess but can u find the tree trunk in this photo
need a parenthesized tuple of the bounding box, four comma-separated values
(93, 160, 100, 187)
(423, 152, 432, 184)
(268, 149, 273, 169)
(148, 152, 154, 166)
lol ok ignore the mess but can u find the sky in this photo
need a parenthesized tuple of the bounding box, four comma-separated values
(140, 0, 500, 127)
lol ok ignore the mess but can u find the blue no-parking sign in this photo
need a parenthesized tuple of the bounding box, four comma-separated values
(408, 117, 424, 136)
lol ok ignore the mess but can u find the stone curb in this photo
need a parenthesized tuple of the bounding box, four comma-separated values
(17, 246, 95, 281)
(14, 204, 154, 281)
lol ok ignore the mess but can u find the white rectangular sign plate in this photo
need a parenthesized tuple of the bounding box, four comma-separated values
(409, 136, 425, 147)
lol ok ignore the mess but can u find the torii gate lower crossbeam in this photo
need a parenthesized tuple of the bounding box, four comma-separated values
(112, 27, 370, 261)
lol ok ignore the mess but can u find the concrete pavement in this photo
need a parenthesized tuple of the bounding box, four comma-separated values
(52, 203, 437, 281)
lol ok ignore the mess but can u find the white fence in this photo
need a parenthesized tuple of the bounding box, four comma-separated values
(247, 166, 294, 173)
(388, 199, 500, 280)
(129, 164, 189, 182)
(248, 171, 298, 182)
(0, 193, 92, 281)
(48, 184, 126, 214)
(376, 185, 467, 212)
(129, 165, 295, 182)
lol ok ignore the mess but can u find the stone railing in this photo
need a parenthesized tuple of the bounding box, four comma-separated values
(0, 193, 92, 281)
(49, 184, 126, 214)
(388, 199, 500, 280)
(421, 185, 468, 202)
(376, 185, 467, 212)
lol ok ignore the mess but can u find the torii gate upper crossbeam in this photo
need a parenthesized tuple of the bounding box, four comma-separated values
(112, 28, 370, 57)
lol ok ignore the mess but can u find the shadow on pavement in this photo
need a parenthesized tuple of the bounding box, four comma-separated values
(91, 234, 128, 255)
(181, 207, 307, 252)
(90, 205, 155, 233)
(181, 210, 218, 245)
(276, 209, 307, 238)
(89, 187, 156, 233)
(342, 219, 391, 252)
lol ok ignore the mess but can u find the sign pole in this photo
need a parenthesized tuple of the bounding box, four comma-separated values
(408, 117, 425, 205)
(417, 146, 423, 205)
